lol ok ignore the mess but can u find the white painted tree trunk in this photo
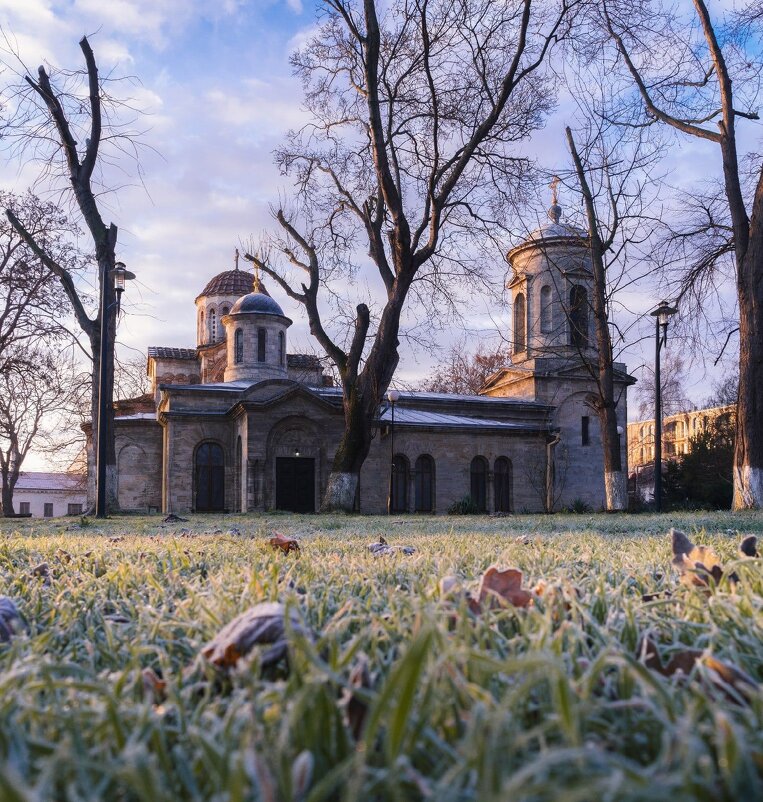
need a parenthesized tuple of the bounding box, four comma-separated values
(604, 470, 627, 512)
(733, 465, 763, 510)
(320, 472, 358, 512)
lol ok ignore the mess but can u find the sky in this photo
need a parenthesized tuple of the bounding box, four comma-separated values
(0, 0, 752, 470)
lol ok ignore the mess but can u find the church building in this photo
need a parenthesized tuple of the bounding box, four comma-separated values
(105, 198, 634, 514)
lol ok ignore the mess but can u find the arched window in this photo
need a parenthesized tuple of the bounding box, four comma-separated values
(540, 285, 553, 333)
(513, 293, 526, 353)
(209, 309, 217, 343)
(258, 328, 266, 362)
(391, 454, 409, 513)
(195, 442, 224, 512)
(414, 455, 434, 512)
(470, 456, 488, 512)
(568, 285, 588, 348)
(234, 329, 244, 364)
(494, 457, 512, 513)
(200, 310, 205, 343)
(235, 436, 242, 512)
(279, 331, 285, 366)
(222, 306, 229, 316)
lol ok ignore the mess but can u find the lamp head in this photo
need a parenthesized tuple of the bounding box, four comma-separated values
(387, 388, 401, 404)
(650, 300, 677, 327)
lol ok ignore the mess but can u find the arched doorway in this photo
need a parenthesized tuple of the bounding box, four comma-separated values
(391, 454, 409, 513)
(470, 456, 488, 512)
(414, 454, 434, 512)
(494, 457, 512, 513)
(195, 442, 225, 512)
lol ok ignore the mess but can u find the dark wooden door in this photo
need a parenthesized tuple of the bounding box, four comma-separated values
(196, 442, 225, 512)
(276, 457, 315, 512)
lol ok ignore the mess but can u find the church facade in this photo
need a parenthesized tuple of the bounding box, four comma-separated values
(104, 201, 634, 515)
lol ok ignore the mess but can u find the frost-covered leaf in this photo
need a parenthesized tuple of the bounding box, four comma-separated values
(201, 602, 309, 669)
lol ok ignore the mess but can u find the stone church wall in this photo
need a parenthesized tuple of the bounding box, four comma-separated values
(114, 420, 163, 512)
(359, 428, 548, 514)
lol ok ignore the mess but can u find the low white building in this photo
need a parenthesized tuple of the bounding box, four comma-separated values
(12, 472, 88, 518)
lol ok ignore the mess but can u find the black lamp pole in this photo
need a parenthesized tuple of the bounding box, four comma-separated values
(386, 388, 400, 515)
(650, 300, 677, 513)
(95, 261, 135, 518)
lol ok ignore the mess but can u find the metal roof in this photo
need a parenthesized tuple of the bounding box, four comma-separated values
(377, 407, 544, 431)
(15, 472, 86, 491)
(196, 270, 262, 300)
(148, 346, 197, 360)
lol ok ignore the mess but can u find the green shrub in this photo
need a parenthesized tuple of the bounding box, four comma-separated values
(447, 495, 479, 514)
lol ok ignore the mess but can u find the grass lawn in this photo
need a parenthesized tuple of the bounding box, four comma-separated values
(1, 510, 762, 800)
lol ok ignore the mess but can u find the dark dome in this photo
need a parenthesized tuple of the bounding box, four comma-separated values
(196, 270, 268, 301)
(230, 290, 285, 317)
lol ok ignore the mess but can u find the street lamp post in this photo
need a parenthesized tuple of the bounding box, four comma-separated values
(650, 300, 678, 513)
(386, 388, 400, 515)
(96, 261, 136, 518)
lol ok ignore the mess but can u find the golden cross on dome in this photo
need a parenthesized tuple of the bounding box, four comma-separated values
(253, 258, 261, 292)
(234, 248, 239, 271)
(550, 175, 560, 206)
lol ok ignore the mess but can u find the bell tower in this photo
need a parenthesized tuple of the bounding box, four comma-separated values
(506, 181, 594, 362)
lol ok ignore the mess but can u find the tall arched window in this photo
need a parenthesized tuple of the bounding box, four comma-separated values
(235, 436, 242, 512)
(494, 457, 512, 513)
(540, 285, 553, 333)
(222, 306, 229, 316)
(470, 456, 488, 512)
(234, 329, 244, 364)
(568, 285, 588, 348)
(195, 442, 224, 512)
(391, 454, 409, 512)
(279, 331, 285, 366)
(257, 328, 266, 362)
(209, 309, 217, 343)
(200, 310, 205, 343)
(414, 455, 434, 512)
(513, 293, 526, 353)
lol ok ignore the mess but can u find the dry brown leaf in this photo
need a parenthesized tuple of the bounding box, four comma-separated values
(141, 667, 167, 703)
(368, 536, 415, 556)
(268, 532, 300, 554)
(201, 602, 308, 669)
(739, 535, 759, 558)
(671, 529, 729, 588)
(0, 597, 23, 643)
(640, 636, 758, 702)
(31, 562, 50, 578)
(475, 566, 533, 611)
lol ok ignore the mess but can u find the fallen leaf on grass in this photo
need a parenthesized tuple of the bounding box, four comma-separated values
(640, 636, 758, 702)
(367, 536, 415, 556)
(141, 667, 167, 703)
(31, 562, 50, 579)
(201, 602, 309, 670)
(108, 536, 125, 544)
(468, 566, 534, 613)
(739, 535, 758, 558)
(268, 532, 300, 554)
(671, 529, 735, 588)
(163, 513, 188, 523)
(0, 597, 23, 642)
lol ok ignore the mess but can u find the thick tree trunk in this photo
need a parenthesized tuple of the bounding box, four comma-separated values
(1, 482, 14, 517)
(733, 241, 763, 509)
(321, 379, 383, 512)
(321, 290, 405, 512)
(88, 263, 119, 513)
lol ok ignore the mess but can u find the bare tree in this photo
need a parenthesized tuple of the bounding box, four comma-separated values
(0, 348, 75, 516)
(563, 120, 662, 510)
(246, 0, 577, 510)
(600, 0, 763, 508)
(419, 339, 509, 395)
(2, 36, 138, 511)
(0, 191, 79, 372)
(635, 352, 690, 421)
